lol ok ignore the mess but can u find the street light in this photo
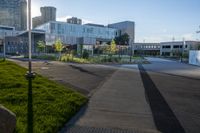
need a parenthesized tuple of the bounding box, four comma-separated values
(26, 0, 35, 133)
(180, 38, 185, 62)
(3, 31, 6, 61)
(129, 41, 133, 62)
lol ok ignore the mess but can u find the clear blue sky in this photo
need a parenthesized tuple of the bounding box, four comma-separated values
(32, 0, 200, 42)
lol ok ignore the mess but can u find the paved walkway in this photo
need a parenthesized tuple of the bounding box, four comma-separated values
(144, 57, 200, 79)
(61, 68, 160, 133)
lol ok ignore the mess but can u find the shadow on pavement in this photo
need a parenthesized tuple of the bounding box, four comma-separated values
(138, 64, 185, 133)
(69, 65, 99, 77)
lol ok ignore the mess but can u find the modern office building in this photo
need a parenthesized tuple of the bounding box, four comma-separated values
(67, 17, 82, 25)
(133, 43, 160, 56)
(4, 29, 45, 54)
(35, 21, 119, 46)
(108, 21, 135, 44)
(32, 6, 56, 28)
(0, 25, 45, 55)
(160, 41, 200, 56)
(0, 25, 18, 53)
(0, 0, 27, 30)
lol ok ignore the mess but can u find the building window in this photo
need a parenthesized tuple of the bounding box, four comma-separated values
(50, 23, 55, 33)
(163, 45, 171, 48)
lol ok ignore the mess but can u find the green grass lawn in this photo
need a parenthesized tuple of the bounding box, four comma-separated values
(0, 60, 87, 133)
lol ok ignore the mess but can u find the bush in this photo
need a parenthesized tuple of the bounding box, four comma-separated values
(82, 50, 89, 59)
(61, 54, 90, 64)
(182, 52, 189, 58)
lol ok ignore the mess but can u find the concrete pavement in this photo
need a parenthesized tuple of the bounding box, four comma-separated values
(61, 68, 159, 133)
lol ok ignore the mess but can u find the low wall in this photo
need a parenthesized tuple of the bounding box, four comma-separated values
(189, 50, 200, 66)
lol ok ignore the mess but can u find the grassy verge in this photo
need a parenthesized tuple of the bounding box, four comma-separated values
(0, 61, 87, 133)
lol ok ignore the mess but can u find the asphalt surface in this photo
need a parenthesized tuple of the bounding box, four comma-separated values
(143, 57, 200, 79)
(9, 59, 117, 96)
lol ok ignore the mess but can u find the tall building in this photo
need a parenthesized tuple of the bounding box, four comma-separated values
(40, 6, 56, 24)
(108, 21, 135, 44)
(67, 17, 82, 25)
(0, 0, 27, 30)
(32, 6, 56, 28)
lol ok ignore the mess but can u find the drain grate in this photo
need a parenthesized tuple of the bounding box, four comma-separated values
(65, 125, 159, 133)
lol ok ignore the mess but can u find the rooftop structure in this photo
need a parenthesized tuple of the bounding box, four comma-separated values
(85, 23, 105, 27)
(67, 17, 82, 25)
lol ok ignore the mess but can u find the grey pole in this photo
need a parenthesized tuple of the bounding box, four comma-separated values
(129, 42, 132, 62)
(28, 0, 32, 73)
(181, 38, 185, 62)
(26, 0, 35, 133)
(3, 31, 6, 61)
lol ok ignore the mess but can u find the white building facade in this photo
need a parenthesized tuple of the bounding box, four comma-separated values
(160, 41, 200, 56)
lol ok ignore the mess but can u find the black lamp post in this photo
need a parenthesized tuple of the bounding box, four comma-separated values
(3, 31, 6, 61)
(25, 0, 35, 133)
(129, 41, 132, 63)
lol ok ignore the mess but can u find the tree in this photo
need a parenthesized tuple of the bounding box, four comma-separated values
(54, 39, 64, 60)
(37, 41, 45, 54)
(114, 33, 130, 45)
(110, 39, 117, 55)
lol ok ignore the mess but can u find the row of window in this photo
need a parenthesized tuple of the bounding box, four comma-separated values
(162, 45, 188, 49)
(6, 46, 28, 53)
(135, 45, 160, 49)
(7, 41, 28, 46)
(49, 23, 117, 39)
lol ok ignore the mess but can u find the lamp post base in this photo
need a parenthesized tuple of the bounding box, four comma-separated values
(25, 71, 35, 133)
(25, 72, 36, 80)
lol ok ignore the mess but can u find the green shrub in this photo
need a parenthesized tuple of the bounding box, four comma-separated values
(82, 50, 89, 59)
(25, 55, 56, 61)
(61, 54, 90, 63)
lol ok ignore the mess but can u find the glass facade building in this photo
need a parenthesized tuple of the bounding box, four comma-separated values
(36, 21, 119, 46)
